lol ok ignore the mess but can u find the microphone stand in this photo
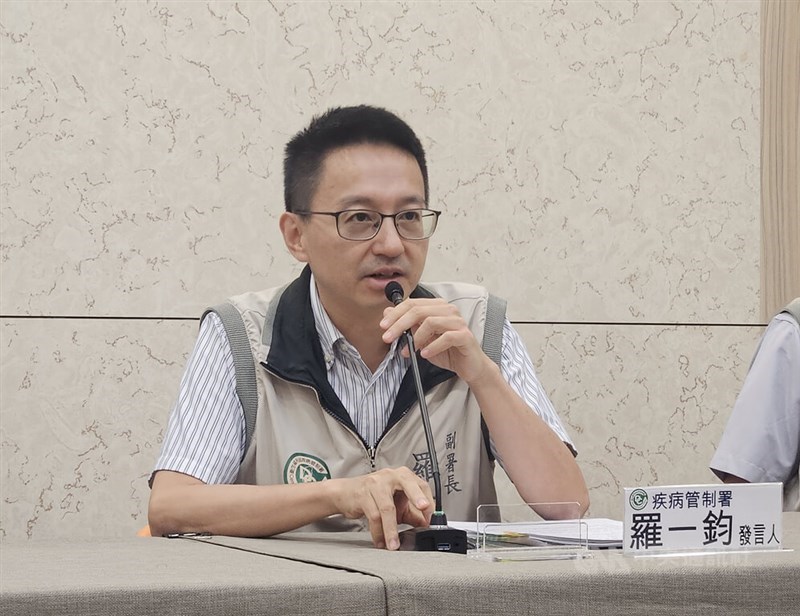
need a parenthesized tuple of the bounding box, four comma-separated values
(398, 330, 469, 553)
(386, 282, 468, 553)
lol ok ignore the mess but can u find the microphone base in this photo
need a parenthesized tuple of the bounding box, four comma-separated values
(398, 526, 468, 554)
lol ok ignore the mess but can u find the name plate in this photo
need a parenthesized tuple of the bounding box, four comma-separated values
(623, 483, 782, 555)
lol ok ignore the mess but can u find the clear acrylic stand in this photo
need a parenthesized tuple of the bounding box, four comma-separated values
(466, 502, 591, 562)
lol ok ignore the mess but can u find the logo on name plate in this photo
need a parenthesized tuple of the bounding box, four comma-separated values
(629, 488, 648, 511)
(283, 453, 332, 484)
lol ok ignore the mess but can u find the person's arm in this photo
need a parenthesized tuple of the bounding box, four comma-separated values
(149, 467, 433, 549)
(465, 357, 588, 518)
(381, 298, 589, 518)
(710, 315, 800, 485)
(149, 313, 433, 549)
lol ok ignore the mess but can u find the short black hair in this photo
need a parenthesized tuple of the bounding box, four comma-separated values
(283, 105, 429, 212)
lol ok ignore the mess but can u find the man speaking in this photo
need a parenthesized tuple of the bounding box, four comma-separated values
(148, 105, 588, 550)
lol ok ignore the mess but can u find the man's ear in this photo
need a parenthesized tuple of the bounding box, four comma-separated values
(279, 212, 309, 262)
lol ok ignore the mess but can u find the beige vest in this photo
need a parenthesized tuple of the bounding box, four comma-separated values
(210, 273, 500, 531)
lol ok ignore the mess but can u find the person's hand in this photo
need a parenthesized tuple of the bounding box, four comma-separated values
(380, 298, 494, 385)
(333, 467, 433, 550)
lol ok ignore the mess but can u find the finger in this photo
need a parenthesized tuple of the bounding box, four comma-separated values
(379, 300, 414, 331)
(418, 330, 472, 359)
(393, 489, 431, 529)
(396, 472, 434, 518)
(361, 492, 387, 549)
(411, 315, 467, 351)
(398, 496, 432, 528)
(373, 489, 402, 550)
(380, 300, 454, 343)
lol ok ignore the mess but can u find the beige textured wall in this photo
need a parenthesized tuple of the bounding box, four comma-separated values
(1, 1, 761, 540)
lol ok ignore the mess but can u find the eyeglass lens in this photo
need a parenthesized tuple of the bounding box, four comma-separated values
(338, 210, 437, 240)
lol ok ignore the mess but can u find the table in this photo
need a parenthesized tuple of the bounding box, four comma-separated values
(0, 536, 383, 616)
(3, 514, 800, 615)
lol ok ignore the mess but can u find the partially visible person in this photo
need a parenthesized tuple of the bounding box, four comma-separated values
(710, 298, 800, 510)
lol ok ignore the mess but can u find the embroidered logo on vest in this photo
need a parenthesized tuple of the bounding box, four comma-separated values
(283, 453, 332, 484)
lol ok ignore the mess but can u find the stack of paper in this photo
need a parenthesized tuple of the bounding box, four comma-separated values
(449, 518, 623, 550)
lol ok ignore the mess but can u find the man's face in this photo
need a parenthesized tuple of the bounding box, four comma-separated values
(282, 143, 429, 327)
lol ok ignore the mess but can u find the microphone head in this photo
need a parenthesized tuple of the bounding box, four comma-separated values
(384, 281, 405, 305)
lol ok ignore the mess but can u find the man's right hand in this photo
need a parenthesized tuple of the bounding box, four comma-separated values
(331, 467, 434, 550)
(149, 467, 433, 549)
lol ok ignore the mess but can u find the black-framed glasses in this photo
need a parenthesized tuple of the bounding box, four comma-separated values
(294, 208, 441, 241)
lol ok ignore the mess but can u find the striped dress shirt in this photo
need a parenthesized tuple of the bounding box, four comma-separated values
(154, 277, 574, 484)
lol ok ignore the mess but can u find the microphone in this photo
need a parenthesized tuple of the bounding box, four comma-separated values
(384, 282, 468, 554)
(385, 281, 404, 306)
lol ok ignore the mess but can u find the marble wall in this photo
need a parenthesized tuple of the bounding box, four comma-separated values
(1, 1, 761, 539)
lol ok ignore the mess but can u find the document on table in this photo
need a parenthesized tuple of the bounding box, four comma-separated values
(449, 518, 624, 550)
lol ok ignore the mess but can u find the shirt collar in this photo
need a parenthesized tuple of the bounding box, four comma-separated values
(308, 273, 401, 371)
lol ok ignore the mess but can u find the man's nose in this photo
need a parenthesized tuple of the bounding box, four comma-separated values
(370, 217, 405, 256)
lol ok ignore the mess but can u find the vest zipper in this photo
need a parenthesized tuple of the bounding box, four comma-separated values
(261, 362, 373, 455)
(261, 362, 431, 474)
(364, 403, 426, 476)
(371, 400, 417, 459)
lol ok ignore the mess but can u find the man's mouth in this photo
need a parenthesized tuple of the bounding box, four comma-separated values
(366, 270, 403, 280)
